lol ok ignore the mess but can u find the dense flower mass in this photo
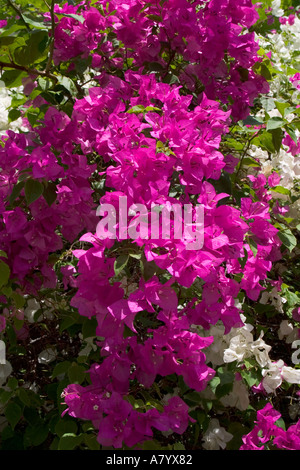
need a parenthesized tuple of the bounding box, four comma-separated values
(0, 0, 300, 451)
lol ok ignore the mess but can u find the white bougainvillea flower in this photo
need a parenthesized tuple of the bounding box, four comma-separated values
(220, 379, 250, 411)
(38, 348, 57, 364)
(278, 320, 298, 344)
(250, 334, 272, 368)
(202, 419, 233, 450)
(24, 299, 42, 323)
(271, 0, 284, 17)
(281, 366, 300, 384)
(223, 326, 271, 367)
(262, 360, 284, 393)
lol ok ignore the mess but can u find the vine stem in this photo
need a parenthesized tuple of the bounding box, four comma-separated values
(7, 0, 30, 31)
(45, 0, 56, 74)
(234, 128, 262, 185)
(0, 60, 58, 83)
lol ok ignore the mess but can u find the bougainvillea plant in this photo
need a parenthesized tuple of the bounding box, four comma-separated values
(0, 0, 300, 451)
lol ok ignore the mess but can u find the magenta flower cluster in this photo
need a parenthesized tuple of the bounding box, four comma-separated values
(241, 403, 300, 450)
(0, 0, 294, 449)
(52, 0, 268, 120)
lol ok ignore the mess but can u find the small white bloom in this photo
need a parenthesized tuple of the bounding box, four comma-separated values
(262, 360, 284, 393)
(260, 287, 284, 313)
(278, 320, 298, 344)
(202, 419, 233, 450)
(251, 334, 272, 368)
(24, 298, 42, 323)
(38, 348, 57, 364)
(281, 366, 300, 384)
(78, 335, 97, 356)
(0, 361, 12, 386)
(220, 380, 250, 411)
(0, 340, 6, 365)
(271, 0, 284, 17)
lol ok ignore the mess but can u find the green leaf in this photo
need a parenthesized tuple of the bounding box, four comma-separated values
(67, 364, 86, 384)
(8, 108, 21, 123)
(248, 238, 258, 257)
(209, 376, 221, 394)
(260, 96, 275, 112)
(82, 317, 97, 339)
(83, 433, 100, 450)
(57, 76, 78, 96)
(0, 36, 17, 46)
(22, 14, 49, 28)
(9, 181, 25, 204)
(37, 77, 52, 91)
(59, 312, 80, 332)
(285, 125, 298, 144)
(24, 179, 44, 205)
(129, 252, 142, 259)
(114, 254, 129, 276)
(1, 69, 26, 88)
(7, 377, 18, 391)
(18, 389, 31, 407)
(11, 292, 25, 308)
(58, 433, 83, 450)
(275, 418, 286, 431)
(146, 14, 162, 22)
(127, 105, 145, 114)
(43, 182, 57, 206)
(270, 128, 283, 153)
(266, 117, 285, 131)
(226, 422, 248, 450)
(0, 260, 10, 288)
(183, 391, 202, 404)
(14, 30, 49, 66)
(270, 185, 290, 195)
(55, 419, 78, 438)
(259, 63, 272, 80)
(259, 131, 275, 153)
(275, 101, 291, 116)
(278, 229, 297, 252)
(241, 369, 259, 387)
(24, 424, 49, 447)
(56, 13, 85, 23)
(5, 403, 22, 430)
(242, 157, 261, 168)
(52, 361, 71, 379)
(238, 247, 248, 269)
(242, 116, 264, 126)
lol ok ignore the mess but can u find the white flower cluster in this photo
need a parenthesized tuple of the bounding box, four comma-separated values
(222, 317, 300, 393)
(260, 286, 287, 314)
(199, 315, 271, 368)
(262, 360, 300, 393)
(250, 5, 300, 220)
(223, 321, 271, 367)
(271, 0, 284, 18)
(201, 313, 300, 400)
(280, 16, 300, 54)
(0, 81, 26, 136)
(249, 142, 300, 191)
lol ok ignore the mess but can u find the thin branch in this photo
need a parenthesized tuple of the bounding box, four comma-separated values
(0, 60, 58, 83)
(234, 129, 262, 185)
(6, 0, 30, 31)
(45, 0, 56, 74)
